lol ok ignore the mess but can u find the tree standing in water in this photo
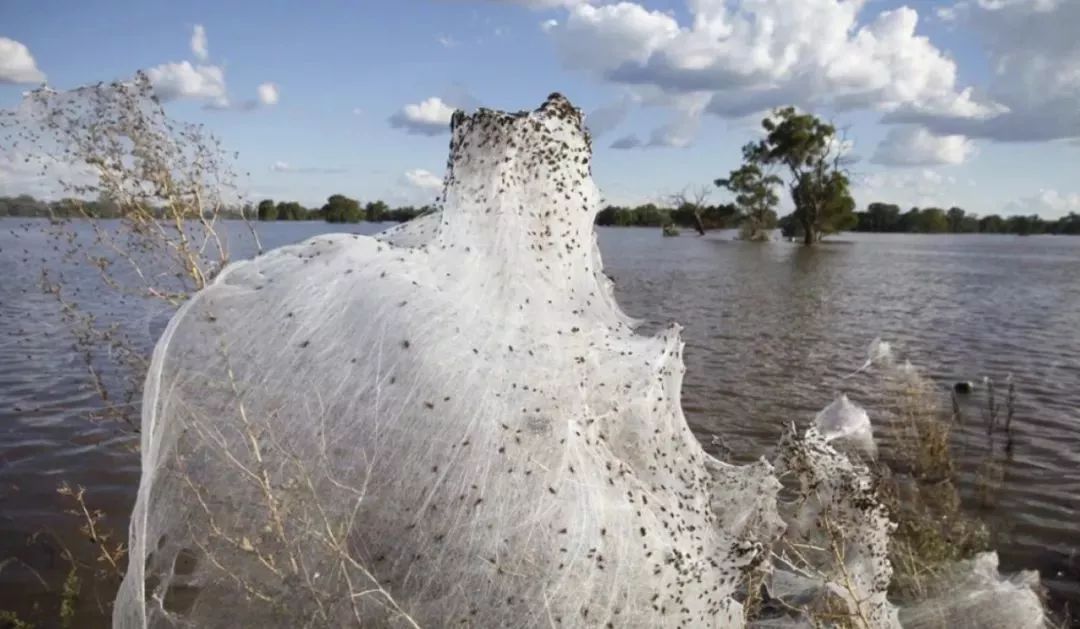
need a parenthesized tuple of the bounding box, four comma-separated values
(740, 107, 856, 244)
(715, 163, 780, 241)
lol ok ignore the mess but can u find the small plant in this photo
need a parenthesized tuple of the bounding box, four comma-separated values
(58, 567, 80, 629)
(0, 75, 247, 626)
(0, 609, 35, 629)
(874, 364, 992, 601)
(56, 482, 126, 577)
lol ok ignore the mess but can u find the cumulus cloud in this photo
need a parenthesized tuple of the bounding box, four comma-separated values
(547, 3, 679, 74)
(145, 26, 277, 111)
(257, 82, 279, 105)
(550, 1, 995, 119)
(270, 161, 345, 174)
(855, 168, 961, 208)
(872, 126, 975, 166)
(886, 0, 1080, 142)
(404, 168, 443, 191)
(0, 149, 95, 198)
(647, 111, 700, 148)
(389, 97, 458, 136)
(0, 37, 46, 84)
(1005, 189, 1080, 218)
(191, 25, 208, 60)
(146, 61, 228, 104)
(147, 27, 227, 105)
(399, 168, 444, 204)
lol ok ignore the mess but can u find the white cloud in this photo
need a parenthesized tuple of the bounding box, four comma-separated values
(146, 61, 228, 104)
(404, 169, 443, 191)
(0, 149, 95, 199)
(856, 168, 960, 208)
(389, 97, 457, 136)
(190, 24, 208, 61)
(547, 3, 679, 74)
(0, 37, 46, 84)
(887, 0, 1080, 142)
(399, 168, 444, 204)
(257, 82, 279, 105)
(935, 5, 959, 21)
(872, 126, 975, 166)
(148, 66, 276, 111)
(145, 30, 277, 111)
(1005, 189, 1080, 218)
(648, 110, 700, 148)
(540, 0, 1000, 152)
(437, 35, 458, 48)
(270, 161, 346, 174)
(541, 19, 559, 32)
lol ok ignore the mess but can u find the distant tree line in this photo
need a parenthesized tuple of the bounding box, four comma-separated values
(3, 192, 1077, 236)
(0, 194, 435, 224)
(594, 203, 740, 230)
(0, 194, 133, 218)
(851, 203, 1080, 235)
(254, 195, 435, 223)
(0, 193, 254, 220)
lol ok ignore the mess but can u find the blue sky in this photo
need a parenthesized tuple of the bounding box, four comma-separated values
(2, 0, 1079, 216)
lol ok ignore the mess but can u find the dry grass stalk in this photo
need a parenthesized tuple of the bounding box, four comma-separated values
(0, 75, 254, 626)
(875, 367, 992, 602)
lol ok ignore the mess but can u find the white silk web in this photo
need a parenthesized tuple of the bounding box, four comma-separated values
(113, 95, 1043, 629)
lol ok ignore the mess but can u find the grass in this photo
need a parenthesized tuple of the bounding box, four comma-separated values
(0, 611, 35, 629)
(741, 360, 1019, 626)
(874, 365, 993, 602)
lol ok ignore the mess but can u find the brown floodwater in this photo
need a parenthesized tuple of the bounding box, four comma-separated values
(1, 219, 1078, 626)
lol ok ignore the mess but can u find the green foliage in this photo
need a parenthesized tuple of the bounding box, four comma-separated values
(716, 164, 780, 241)
(670, 203, 739, 230)
(383, 205, 434, 222)
(594, 203, 740, 229)
(3, 190, 1079, 237)
(979, 214, 1006, 233)
(595, 204, 666, 227)
(946, 207, 967, 232)
(257, 199, 278, 221)
(852, 205, 1080, 235)
(793, 168, 856, 236)
(915, 207, 949, 233)
(365, 200, 390, 222)
(1006, 214, 1044, 235)
(276, 201, 308, 221)
(0, 610, 35, 629)
(58, 567, 79, 629)
(697, 204, 740, 230)
(1055, 212, 1080, 234)
(321, 194, 364, 223)
(741, 107, 856, 244)
(858, 202, 901, 232)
